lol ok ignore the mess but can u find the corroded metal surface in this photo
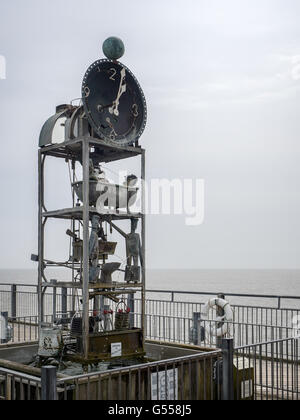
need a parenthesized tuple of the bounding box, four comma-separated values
(39, 105, 76, 147)
(73, 329, 144, 362)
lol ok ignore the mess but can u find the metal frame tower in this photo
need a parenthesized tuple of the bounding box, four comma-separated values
(37, 116, 146, 362)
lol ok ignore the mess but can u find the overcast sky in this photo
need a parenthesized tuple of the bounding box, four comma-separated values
(0, 0, 300, 269)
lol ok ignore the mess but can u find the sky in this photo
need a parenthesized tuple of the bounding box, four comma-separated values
(0, 0, 300, 269)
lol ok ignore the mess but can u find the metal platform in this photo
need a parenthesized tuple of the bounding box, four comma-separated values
(42, 207, 143, 221)
(39, 136, 143, 164)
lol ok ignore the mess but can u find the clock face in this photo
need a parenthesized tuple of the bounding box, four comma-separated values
(82, 59, 147, 146)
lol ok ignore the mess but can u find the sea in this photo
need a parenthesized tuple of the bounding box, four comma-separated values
(0, 268, 300, 308)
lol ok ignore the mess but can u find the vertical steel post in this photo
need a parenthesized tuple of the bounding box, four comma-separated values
(294, 338, 299, 395)
(11, 285, 17, 320)
(71, 159, 76, 314)
(5, 374, 12, 401)
(41, 366, 57, 401)
(191, 312, 201, 345)
(127, 293, 135, 328)
(51, 280, 57, 322)
(82, 139, 90, 360)
(221, 338, 234, 400)
(141, 149, 146, 341)
(61, 287, 67, 319)
(38, 151, 43, 333)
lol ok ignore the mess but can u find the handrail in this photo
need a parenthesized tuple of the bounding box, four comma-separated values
(145, 289, 300, 309)
(1, 283, 300, 301)
(1, 282, 300, 310)
(57, 349, 222, 384)
(0, 367, 42, 383)
(235, 335, 298, 351)
(146, 289, 300, 301)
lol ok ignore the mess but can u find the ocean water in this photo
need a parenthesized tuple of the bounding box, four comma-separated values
(0, 268, 300, 308)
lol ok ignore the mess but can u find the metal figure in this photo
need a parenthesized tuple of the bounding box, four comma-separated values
(110, 218, 142, 282)
(127, 218, 143, 267)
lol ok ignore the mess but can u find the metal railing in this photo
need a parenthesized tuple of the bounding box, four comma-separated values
(1, 283, 300, 317)
(0, 334, 224, 401)
(0, 367, 41, 400)
(147, 289, 300, 310)
(143, 313, 294, 352)
(0, 348, 223, 401)
(0, 334, 299, 400)
(56, 348, 223, 401)
(1, 283, 300, 400)
(235, 337, 300, 400)
(5, 312, 296, 364)
(1, 284, 299, 355)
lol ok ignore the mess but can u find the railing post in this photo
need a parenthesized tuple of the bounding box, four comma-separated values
(191, 312, 201, 345)
(38, 286, 44, 325)
(61, 287, 68, 320)
(51, 280, 57, 323)
(128, 293, 135, 328)
(221, 338, 234, 400)
(5, 374, 12, 401)
(41, 366, 57, 400)
(11, 285, 17, 320)
(278, 297, 281, 310)
(294, 338, 299, 394)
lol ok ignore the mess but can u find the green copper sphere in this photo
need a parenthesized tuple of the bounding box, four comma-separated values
(102, 37, 125, 60)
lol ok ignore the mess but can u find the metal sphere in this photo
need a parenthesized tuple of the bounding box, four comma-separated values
(102, 37, 125, 60)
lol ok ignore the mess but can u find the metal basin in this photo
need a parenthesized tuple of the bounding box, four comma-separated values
(72, 180, 138, 209)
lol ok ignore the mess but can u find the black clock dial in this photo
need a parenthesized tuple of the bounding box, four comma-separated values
(82, 59, 147, 146)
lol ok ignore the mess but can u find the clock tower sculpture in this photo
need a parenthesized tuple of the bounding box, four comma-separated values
(37, 38, 147, 366)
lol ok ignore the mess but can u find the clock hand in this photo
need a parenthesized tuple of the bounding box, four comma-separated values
(109, 68, 126, 116)
(113, 84, 126, 116)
